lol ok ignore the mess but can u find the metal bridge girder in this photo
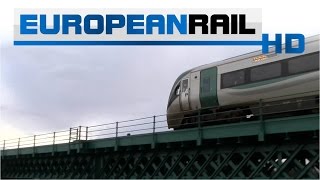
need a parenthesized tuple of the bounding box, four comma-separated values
(2, 138, 319, 179)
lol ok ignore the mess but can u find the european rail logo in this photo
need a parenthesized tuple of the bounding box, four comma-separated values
(14, 9, 305, 53)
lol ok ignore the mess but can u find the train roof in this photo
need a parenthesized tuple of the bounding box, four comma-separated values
(190, 35, 319, 72)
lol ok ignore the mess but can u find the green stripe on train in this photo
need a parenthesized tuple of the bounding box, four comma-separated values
(200, 67, 219, 108)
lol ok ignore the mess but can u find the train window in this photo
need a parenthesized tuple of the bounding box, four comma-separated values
(288, 53, 319, 74)
(250, 62, 281, 82)
(221, 70, 245, 88)
(202, 77, 210, 93)
(181, 79, 188, 92)
(167, 83, 181, 108)
(175, 84, 181, 95)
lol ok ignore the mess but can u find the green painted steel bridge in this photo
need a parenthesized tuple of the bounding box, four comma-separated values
(1, 97, 319, 179)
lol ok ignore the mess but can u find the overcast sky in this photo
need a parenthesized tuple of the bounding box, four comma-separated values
(1, 45, 258, 136)
(0, 0, 319, 140)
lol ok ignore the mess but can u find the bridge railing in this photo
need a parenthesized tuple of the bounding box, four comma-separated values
(1, 91, 319, 152)
(85, 114, 169, 141)
(0, 128, 79, 151)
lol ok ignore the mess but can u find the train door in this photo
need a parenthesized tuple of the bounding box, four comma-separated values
(200, 67, 219, 108)
(189, 71, 201, 110)
(180, 77, 190, 111)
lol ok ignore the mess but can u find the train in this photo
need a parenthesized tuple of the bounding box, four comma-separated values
(167, 35, 319, 129)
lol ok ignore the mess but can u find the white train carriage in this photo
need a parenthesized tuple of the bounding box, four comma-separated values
(167, 35, 319, 129)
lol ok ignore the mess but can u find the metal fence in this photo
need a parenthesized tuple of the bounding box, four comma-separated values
(1, 91, 318, 152)
(0, 114, 169, 151)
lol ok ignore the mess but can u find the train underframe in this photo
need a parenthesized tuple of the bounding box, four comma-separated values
(175, 95, 319, 130)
